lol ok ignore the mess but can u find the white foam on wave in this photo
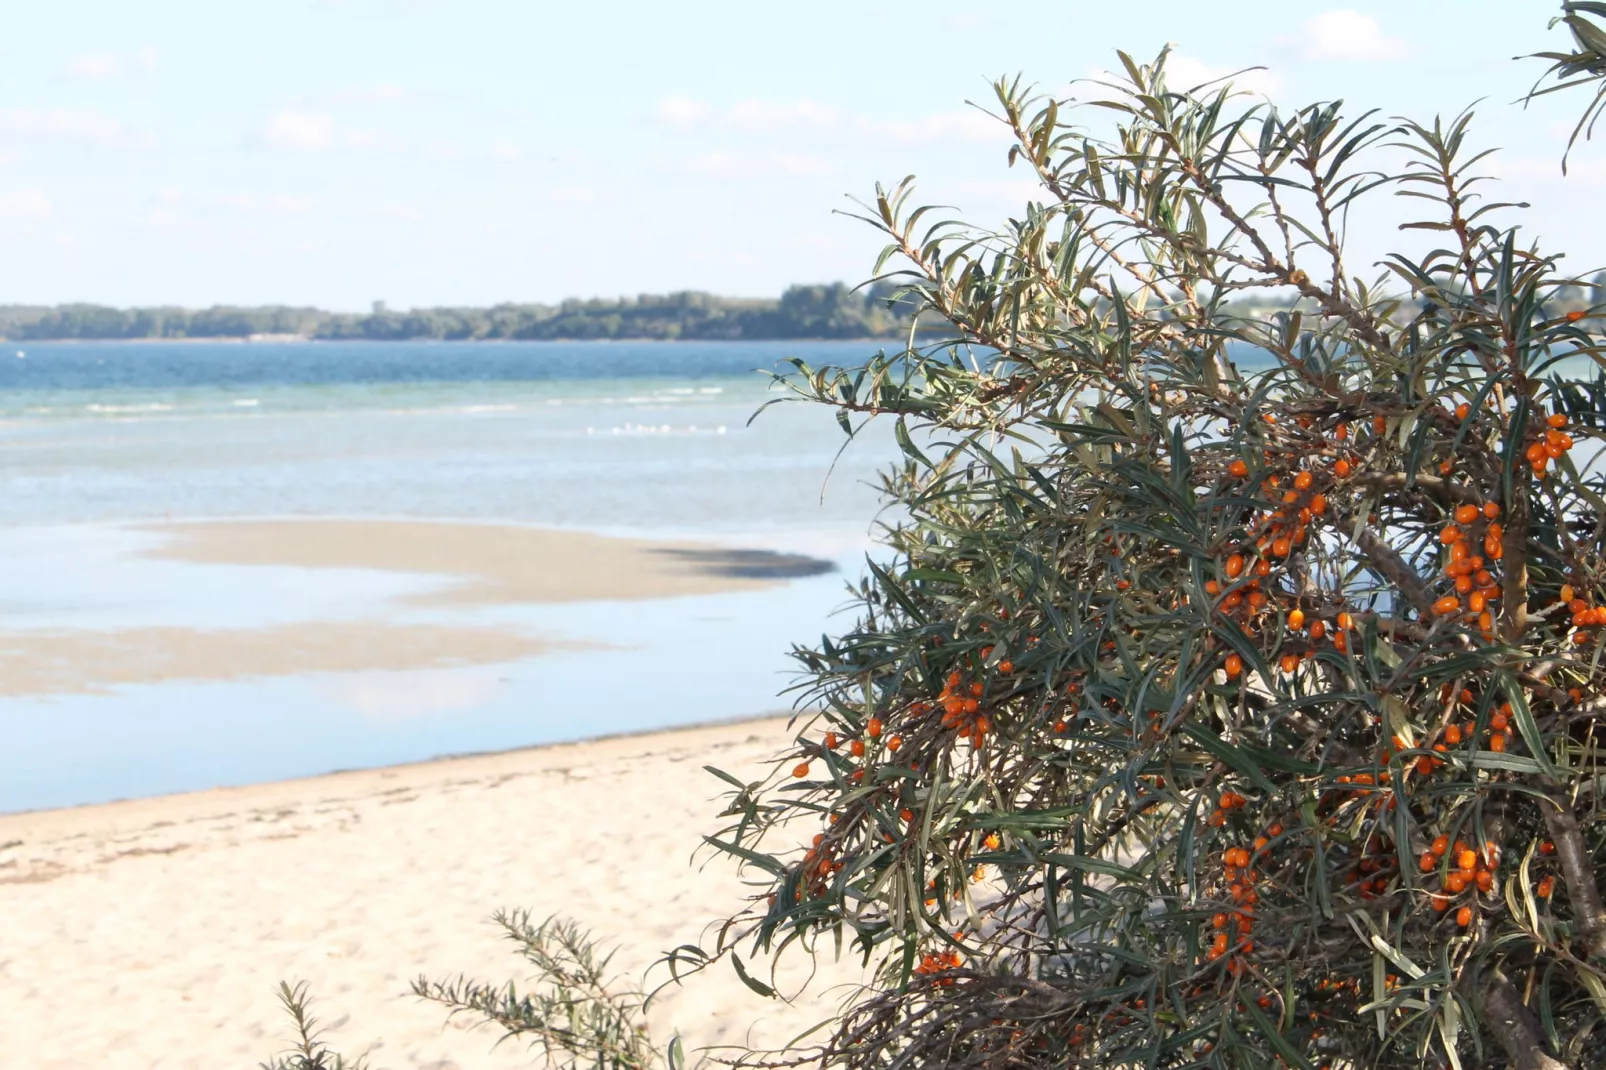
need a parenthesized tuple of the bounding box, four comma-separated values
(232, 398, 260, 408)
(86, 403, 175, 414)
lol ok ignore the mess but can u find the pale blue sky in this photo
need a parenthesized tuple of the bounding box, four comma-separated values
(0, 1, 1597, 310)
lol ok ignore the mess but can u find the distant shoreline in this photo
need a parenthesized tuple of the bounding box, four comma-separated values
(2, 334, 908, 345)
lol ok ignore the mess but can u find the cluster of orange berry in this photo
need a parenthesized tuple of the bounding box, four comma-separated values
(1431, 691, 1520, 754)
(1205, 788, 1250, 828)
(911, 947, 964, 984)
(797, 831, 844, 898)
(1561, 583, 1605, 646)
(1523, 411, 1574, 477)
(1431, 500, 1503, 637)
(1421, 836, 1499, 926)
(1206, 841, 1261, 973)
(936, 670, 993, 746)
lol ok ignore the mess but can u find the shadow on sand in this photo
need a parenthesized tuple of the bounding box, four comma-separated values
(650, 547, 838, 581)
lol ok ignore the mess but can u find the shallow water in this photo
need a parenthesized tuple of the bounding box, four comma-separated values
(0, 341, 900, 811)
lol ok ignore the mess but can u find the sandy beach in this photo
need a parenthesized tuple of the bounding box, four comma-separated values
(0, 716, 863, 1069)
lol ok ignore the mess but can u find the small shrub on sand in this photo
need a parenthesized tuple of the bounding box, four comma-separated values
(696, 23, 1606, 1070)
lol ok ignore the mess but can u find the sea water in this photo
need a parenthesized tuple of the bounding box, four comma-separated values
(0, 341, 904, 811)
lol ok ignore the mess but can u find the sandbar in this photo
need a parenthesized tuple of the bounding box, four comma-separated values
(0, 521, 834, 697)
(0, 716, 862, 1069)
(0, 622, 566, 697)
(142, 519, 836, 607)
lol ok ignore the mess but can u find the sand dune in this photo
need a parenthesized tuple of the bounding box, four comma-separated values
(0, 717, 865, 1070)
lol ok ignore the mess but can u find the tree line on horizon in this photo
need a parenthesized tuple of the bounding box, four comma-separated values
(0, 282, 928, 342)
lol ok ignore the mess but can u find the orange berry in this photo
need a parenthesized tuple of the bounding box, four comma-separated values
(1272, 537, 1291, 557)
(1490, 732, 1507, 753)
(867, 717, 883, 739)
(1476, 869, 1493, 892)
(1566, 311, 1587, 324)
(824, 732, 839, 750)
(793, 762, 811, 779)
(1337, 611, 1354, 630)
(1420, 851, 1436, 872)
(851, 739, 866, 757)
(1549, 411, 1570, 427)
(997, 660, 1014, 674)
(887, 735, 903, 752)
(1288, 608, 1306, 630)
(1433, 595, 1462, 615)
(1228, 458, 1249, 479)
(1454, 402, 1471, 421)
(1454, 503, 1478, 525)
(1562, 584, 1576, 603)
(1483, 501, 1500, 519)
(1224, 654, 1244, 678)
(1431, 834, 1449, 856)
(1280, 653, 1298, 673)
(1310, 492, 1328, 516)
(1294, 471, 1314, 491)
(1440, 525, 1463, 544)
(1541, 840, 1556, 855)
(1309, 620, 1327, 641)
(1456, 906, 1473, 927)
(1431, 893, 1450, 912)
(1458, 849, 1478, 872)
(1446, 872, 1468, 893)
(1333, 458, 1352, 477)
(1225, 554, 1245, 579)
(1444, 725, 1462, 745)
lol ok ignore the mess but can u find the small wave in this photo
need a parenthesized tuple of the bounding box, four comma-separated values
(232, 398, 260, 408)
(698, 387, 723, 394)
(459, 404, 517, 414)
(85, 403, 174, 414)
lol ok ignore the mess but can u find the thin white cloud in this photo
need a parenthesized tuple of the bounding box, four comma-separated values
(0, 108, 129, 146)
(327, 84, 411, 105)
(342, 128, 407, 152)
(658, 95, 711, 125)
(0, 189, 52, 220)
(726, 99, 837, 129)
(544, 185, 597, 204)
(262, 111, 336, 151)
(658, 97, 837, 130)
(854, 109, 1004, 144)
(685, 151, 833, 179)
(1293, 10, 1408, 62)
(212, 193, 314, 215)
(489, 142, 521, 161)
(361, 203, 425, 222)
(60, 48, 157, 79)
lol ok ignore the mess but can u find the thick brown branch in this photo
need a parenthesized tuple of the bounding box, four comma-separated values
(1344, 521, 1436, 616)
(1503, 472, 1532, 644)
(1541, 791, 1606, 959)
(1479, 974, 1572, 1070)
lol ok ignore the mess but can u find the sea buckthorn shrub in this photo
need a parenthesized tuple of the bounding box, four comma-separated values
(698, 49, 1606, 1070)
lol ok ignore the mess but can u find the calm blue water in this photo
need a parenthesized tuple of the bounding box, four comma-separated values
(0, 341, 903, 812)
